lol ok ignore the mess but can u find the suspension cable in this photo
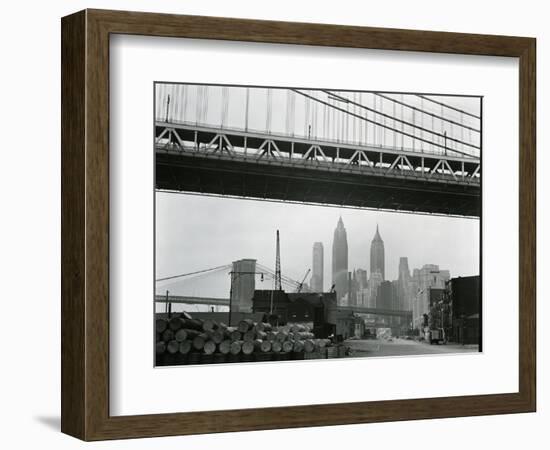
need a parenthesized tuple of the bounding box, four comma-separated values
(292, 89, 478, 157)
(375, 92, 480, 133)
(324, 90, 479, 151)
(416, 94, 481, 119)
(156, 264, 231, 282)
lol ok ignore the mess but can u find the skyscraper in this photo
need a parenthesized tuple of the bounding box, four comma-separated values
(311, 242, 324, 292)
(397, 257, 412, 310)
(370, 225, 385, 280)
(332, 217, 348, 303)
(368, 271, 383, 308)
(355, 269, 368, 290)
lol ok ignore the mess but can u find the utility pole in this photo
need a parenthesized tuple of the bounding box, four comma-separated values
(228, 271, 235, 326)
(165, 290, 170, 317)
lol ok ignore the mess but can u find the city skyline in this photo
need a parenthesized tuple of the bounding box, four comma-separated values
(156, 192, 479, 299)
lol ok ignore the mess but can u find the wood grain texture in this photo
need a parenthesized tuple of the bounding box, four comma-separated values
(60, 9, 537, 441)
(61, 10, 86, 439)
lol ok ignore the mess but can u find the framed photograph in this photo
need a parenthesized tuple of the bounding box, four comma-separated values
(61, 9, 536, 440)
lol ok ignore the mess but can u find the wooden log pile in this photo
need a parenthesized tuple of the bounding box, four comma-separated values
(155, 314, 340, 366)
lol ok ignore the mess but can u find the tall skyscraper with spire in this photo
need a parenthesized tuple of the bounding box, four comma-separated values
(332, 217, 348, 303)
(370, 224, 385, 280)
(311, 242, 324, 292)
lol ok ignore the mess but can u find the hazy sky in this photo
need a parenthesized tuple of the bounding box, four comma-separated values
(155, 193, 480, 298)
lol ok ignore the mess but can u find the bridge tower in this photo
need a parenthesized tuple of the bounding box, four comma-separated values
(230, 259, 257, 314)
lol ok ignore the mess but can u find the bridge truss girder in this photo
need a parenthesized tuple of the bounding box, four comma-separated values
(155, 122, 481, 217)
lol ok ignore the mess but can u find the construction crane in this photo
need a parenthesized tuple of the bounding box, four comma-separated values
(275, 229, 282, 291)
(295, 269, 311, 293)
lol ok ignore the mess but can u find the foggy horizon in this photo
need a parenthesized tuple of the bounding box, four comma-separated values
(155, 192, 479, 299)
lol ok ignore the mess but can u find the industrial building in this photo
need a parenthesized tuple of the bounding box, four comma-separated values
(446, 275, 481, 346)
(252, 290, 338, 337)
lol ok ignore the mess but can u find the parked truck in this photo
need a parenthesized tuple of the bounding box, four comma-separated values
(426, 327, 445, 345)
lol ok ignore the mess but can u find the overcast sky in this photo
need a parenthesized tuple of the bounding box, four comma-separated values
(155, 193, 479, 298)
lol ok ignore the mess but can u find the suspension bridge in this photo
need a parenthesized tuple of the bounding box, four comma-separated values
(155, 85, 481, 217)
(155, 261, 412, 321)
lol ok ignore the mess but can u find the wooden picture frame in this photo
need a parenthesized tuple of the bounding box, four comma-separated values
(61, 9, 536, 441)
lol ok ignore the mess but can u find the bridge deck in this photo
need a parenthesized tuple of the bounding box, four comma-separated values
(155, 295, 412, 318)
(155, 295, 229, 307)
(155, 122, 481, 217)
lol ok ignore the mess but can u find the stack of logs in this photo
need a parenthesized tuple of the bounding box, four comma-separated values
(155, 314, 338, 365)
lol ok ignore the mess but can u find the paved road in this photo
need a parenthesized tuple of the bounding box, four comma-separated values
(345, 338, 479, 358)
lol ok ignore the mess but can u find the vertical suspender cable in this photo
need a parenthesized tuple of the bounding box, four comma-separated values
(304, 94, 310, 137)
(291, 90, 295, 136)
(177, 85, 182, 122)
(401, 94, 405, 150)
(431, 105, 435, 153)
(344, 97, 349, 142)
(221, 86, 228, 128)
(359, 92, 363, 144)
(245, 87, 250, 132)
(373, 95, 376, 146)
(204, 86, 209, 124)
(380, 97, 387, 147)
(285, 89, 295, 137)
(338, 98, 342, 142)
(365, 93, 369, 145)
(182, 84, 188, 122)
(195, 86, 202, 125)
(332, 97, 335, 142)
(461, 112, 464, 155)
(420, 98, 424, 152)
(393, 99, 396, 148)
(323, 100, 328, 141)
(441, 104, 444, 154)
(173, 85, 180, 122)
(412, 101, 416, 152)
(266, 88, 272, 134)
(311, 92, 316, 139)
(314, 93, 318, 139)
(285, 90, 290, 135)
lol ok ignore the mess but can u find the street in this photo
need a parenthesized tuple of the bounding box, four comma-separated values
(345, 337, 479, 358)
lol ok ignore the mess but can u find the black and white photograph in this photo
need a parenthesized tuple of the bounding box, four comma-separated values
(154, 83, 482, 366)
